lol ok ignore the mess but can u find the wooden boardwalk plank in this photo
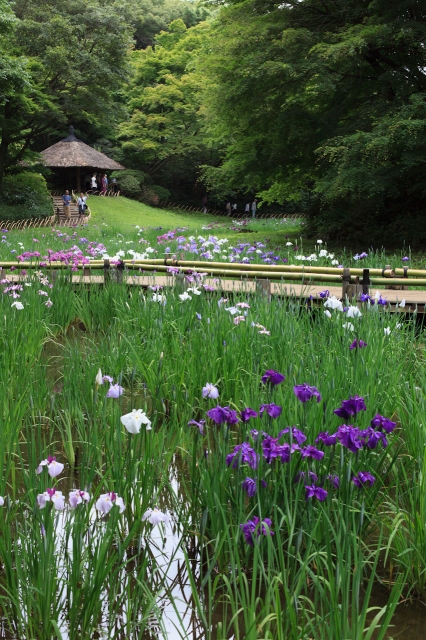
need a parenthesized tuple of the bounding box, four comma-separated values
(3, 272, 426, 309)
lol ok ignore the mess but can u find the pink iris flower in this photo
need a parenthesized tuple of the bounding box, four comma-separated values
(36, 456, 64, 478)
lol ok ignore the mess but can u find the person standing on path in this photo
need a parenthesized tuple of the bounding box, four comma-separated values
(251, 198, 257, 219)
(101, 174, 108, 195)
(62, 190, 71, 219)
(245, 202, 250, 217)
(91, 174, 97, 191)
(77, 192, 87, 221)
(225, 201, 231, 216)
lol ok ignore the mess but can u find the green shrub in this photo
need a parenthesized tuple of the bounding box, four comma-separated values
(142, 185, 171, 206)
(0, 172, 52, 219)
(110, 170, 149, 199)
(151, 185, 170, 202)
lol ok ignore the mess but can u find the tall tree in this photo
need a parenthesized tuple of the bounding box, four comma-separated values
(0, 0, 137, 186)
(199, 0, 426, 241)
(119, 18, 212, 197)
(133, 0, 210, 49)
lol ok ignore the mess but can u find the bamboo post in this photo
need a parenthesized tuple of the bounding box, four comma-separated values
(384, 264, 393, 290)
(256, 278, 271, 300)
(116, 260, 125, 284)
(103, 259, 110, 285)
(342, 268, 361, 300)
(362, 268, 370, 295)
(342, 268, 350, 300)
(403, 266, 408, 291)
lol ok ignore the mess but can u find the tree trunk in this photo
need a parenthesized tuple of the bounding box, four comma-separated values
(0, 101, 12, 190)
(0, 138, 10, 190)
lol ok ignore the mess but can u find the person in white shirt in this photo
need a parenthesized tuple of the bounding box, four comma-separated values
(245, 202, 250, 216)
(91, 174, 97, 190)
(251, 198, 257, 219)
(77, 193, 87, 220)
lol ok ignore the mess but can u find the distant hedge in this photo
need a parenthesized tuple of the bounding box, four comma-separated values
(0, 173, 53, 220)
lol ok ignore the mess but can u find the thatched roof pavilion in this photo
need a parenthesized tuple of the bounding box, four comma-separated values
(41, 126, 125, 192)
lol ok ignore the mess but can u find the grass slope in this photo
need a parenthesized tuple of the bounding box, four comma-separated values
(89, 196, 216, 230)
(89, 196, 303, 247)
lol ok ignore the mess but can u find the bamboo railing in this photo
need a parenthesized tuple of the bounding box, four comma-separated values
(0, 258, 425, 291)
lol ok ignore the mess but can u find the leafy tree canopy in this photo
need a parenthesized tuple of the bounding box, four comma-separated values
(0, 0, 137, 185)
(134, 0, 211, 49)
(119, 18, 212, 195)
(199, 0, 426, 241)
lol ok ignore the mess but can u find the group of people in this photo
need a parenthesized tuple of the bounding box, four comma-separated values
(62, 190, 88, 222)
(225, 198, 258, 218)
(85, 173, 117, 194)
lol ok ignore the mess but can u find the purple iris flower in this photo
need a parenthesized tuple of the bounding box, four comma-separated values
(350, 339, 368, 350)
(361, 427, 388, 449)
(250, 429, 259, 441)
(293, 384, 322, 403)
(295, 471, 318, 484)
(315, 431, 338, 446)
(305, 485, 328, 501)
(352, 471, 375, 487)
(334, 395, 366, 420)
(300, 445, 325, 460)
(106, 384, 123, 399)
(261, 436, 281, 462)
(261, 369, 285, 386)
(240, 408, 258, 423)
(370, 414, 396, 433)
(262, 436, 299, 463)
(241, 477, 267, 497)
(207, 406, 239, 425)
(240, 516, 274, 546)
(279, 427, 307, 445)
(188, 419, 206, 435)
(319, 290, 329, 299)
(376, 296, 387, 306)
(359, 293, 371, 303)
(226, 442, 259, 469)
(402, 256, 409, 261)
(336, 425, 364, 454)
(359, 252, 368, 259)
(259, 403, 282, 419)
(326, 474, 340, 489)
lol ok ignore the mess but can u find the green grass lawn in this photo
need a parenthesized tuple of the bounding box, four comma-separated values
(89, 196, 303, 244)
(89, 196, 216, 230)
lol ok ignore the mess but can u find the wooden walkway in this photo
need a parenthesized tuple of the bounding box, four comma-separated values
(3, 272, 425, 311)
(67, 275, 423, 311)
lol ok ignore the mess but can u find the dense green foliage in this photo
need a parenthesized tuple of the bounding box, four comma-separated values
(0, 171, 52, 219)
(199, 0, 426, 242)
(134, 0, 210, 49)
(120, 19, 211, 202)
(0, 0, 136, 184)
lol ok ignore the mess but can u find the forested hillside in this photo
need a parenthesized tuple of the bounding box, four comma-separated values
(1, 0, 425, 242)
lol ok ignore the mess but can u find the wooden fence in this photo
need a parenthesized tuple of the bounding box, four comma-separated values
(0, 258, 424, 310)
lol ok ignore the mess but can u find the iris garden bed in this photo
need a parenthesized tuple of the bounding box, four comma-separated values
(0, 223, 425, 638)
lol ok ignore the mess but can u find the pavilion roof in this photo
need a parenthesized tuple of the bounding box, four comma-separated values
(40, 126, 125, 170)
